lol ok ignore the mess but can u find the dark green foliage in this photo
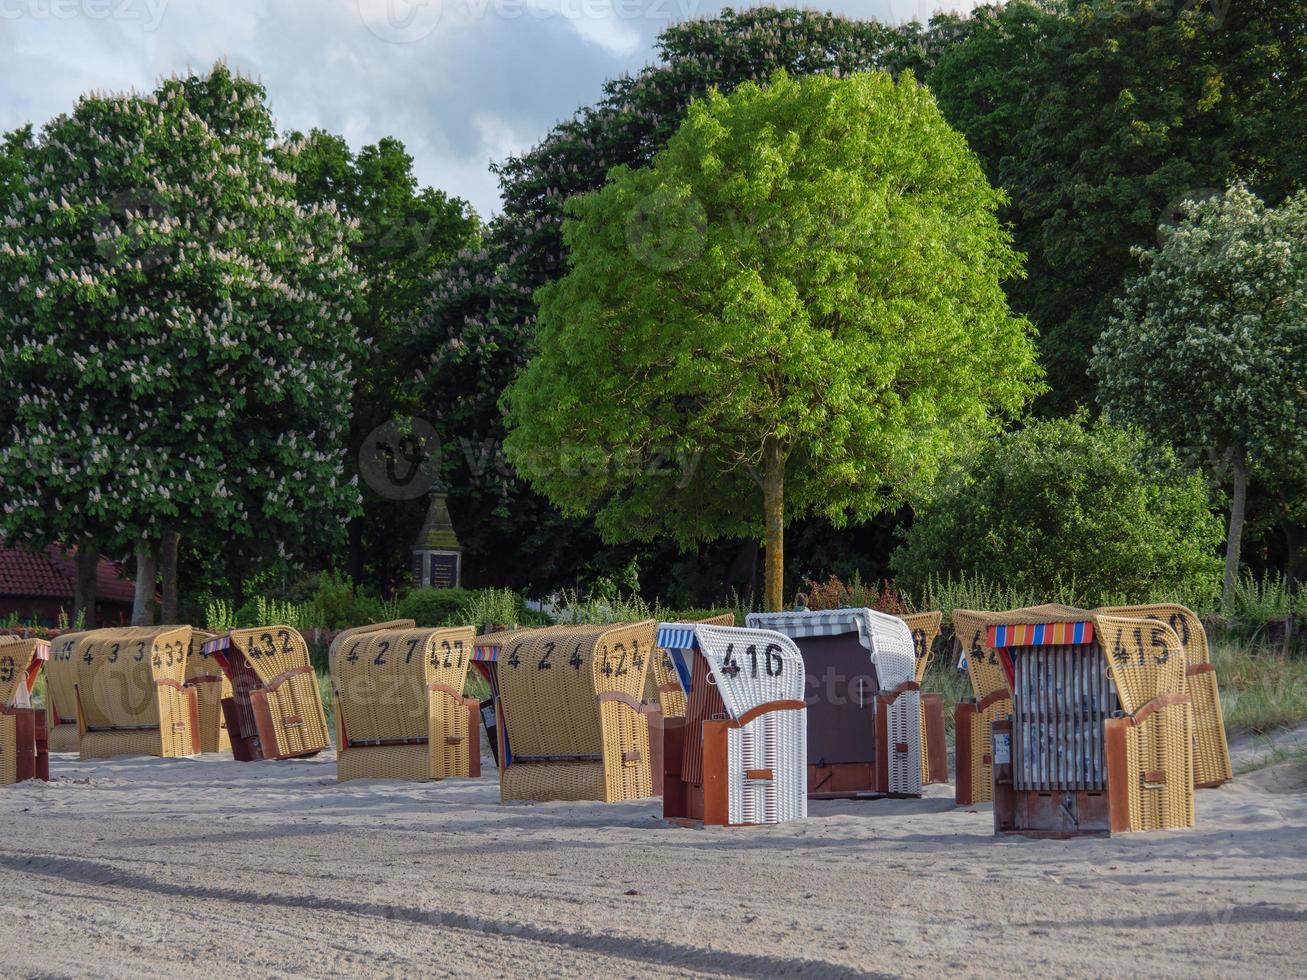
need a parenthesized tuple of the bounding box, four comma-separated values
(397, 588, 476, 627)
(892, 417, 1225, 602)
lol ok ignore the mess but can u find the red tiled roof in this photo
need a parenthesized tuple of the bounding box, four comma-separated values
(0, 544, 135, 605)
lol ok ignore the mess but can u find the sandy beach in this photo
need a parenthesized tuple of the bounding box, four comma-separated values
(1, 729, 1305, 979)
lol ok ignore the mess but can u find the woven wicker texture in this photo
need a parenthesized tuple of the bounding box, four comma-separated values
(0, 713, 14, 784)
(1093, 616, 1187, 714)
(331, 623, 476, 782)
(684, 624, 805, 716)
(331, 625, 474, 743)
(599, 696, 653, 801)
(902, 611, 943, 685)
(1096, 603, 1231, 787)
(954, 605, 1091, 701)
(338, 743, 432, 782)
(0, 639, 44, 708)
(75, 627, 195, 759)
(496, 621, 656, 803)
(648, 613, 735, 717)
(221, 627, 330, 758)
(185, 630, 231, 754)
(46, 632, 92, 748)
(728, 708, 808, 825)
(501, 761, 608, 802)
(969, 696, 1011, 805)
(47, 724, 78, 753)
(1124, 701, 1196, 831)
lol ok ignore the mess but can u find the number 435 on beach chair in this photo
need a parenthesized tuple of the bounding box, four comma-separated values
(657, 622, 807, 827)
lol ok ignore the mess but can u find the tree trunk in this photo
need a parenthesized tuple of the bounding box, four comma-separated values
(72, 539, 99, 630)
(159, 528, 180, 624)
(132, 538, 158, 627)
(761, 437, 785, 613)
(1222, 446, 1248, 610)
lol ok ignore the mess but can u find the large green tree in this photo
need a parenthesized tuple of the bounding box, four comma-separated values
(502, 70, 1042, 611)
(411, 8, 943, 597)
(288, 131, 479, 592)
(936, 0, 1307, 411)
(1093, 184, 1307, 605)
(0, 65, 364, 623)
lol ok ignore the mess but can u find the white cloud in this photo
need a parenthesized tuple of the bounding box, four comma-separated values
(0, 0, 979, 218)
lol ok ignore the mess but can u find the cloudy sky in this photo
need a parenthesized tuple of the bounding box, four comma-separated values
(0, 1, 976, 217)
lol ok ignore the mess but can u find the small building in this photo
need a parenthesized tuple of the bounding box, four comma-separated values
(0, 544, 134, 627)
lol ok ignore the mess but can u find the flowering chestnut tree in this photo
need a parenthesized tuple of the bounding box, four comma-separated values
(1093, 184, 1307, 606)
(0, 65, 364, 623)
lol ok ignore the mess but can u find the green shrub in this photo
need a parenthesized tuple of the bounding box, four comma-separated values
(892, 417, 1224, 605)
(398, 588, 475, 627)
(309, 573, 384, 630)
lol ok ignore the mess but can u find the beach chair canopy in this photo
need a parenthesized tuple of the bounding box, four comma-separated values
(45, 632, 90, 752)
(202, 626, 329, 761)
(330, 621, 480, 782)
(75, 626, 198, 759)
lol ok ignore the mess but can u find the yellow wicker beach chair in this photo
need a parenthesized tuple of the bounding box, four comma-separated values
(900, 611, 947, 785)
(646, 613, 736, 719)
(0, 638, 50, 784)
(491, 621, 659, 803)
(184, 630, 231, 753)
(201, 626, 330, 761)
(1095, 603, 1231, 788)
(982, 609, 1195, 836)
(330, 620, 482, 782)
(75, 626, 200, 759)
(45, 632, 88, 753)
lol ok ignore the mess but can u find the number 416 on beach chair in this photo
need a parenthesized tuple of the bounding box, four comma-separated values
(657, 622, 807, 827)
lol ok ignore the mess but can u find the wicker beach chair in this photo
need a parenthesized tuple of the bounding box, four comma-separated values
(657, 622, 807, 826)
(1095, 603, 1231, 788)
(330, 620, 481, 782)
(900, 611, 947, 785)
(184, 630, 231, 753)
(45, 632, 89, 753)
(646, 613, 736, 719)
(747, 608, 923, 798)
(0, 638, 50, 784)
(484, 621, 660, 803)
(201, 626, 330, 761)
(74, 627, 199, 759)
(982, 609, 1195, 836)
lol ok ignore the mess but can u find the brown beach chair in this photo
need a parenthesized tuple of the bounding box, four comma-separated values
(330, 620, 481, 782)
(0, 638, 50, 784)
(982, 610, 1195, 836)
(1095, 603, 1231, 788)
(201, 626, 330, 761)
(185, 630, 231, 753)
(490, 621, 660, 803)
(75, 626, 200, 759)
(900, 611, 947, 785)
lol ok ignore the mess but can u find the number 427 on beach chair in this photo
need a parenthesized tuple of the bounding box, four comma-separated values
(657, 622, 807, 827)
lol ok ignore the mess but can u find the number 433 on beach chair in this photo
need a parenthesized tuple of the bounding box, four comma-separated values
(657, 622, 807, 827)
